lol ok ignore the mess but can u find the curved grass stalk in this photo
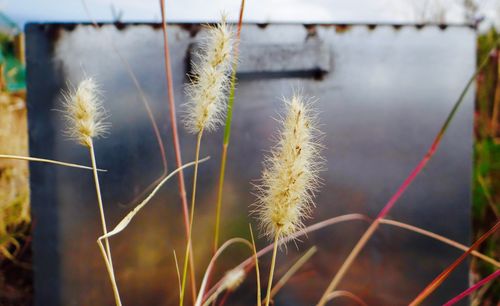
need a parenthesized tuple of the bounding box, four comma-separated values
(269, 246, 317, 300)
(213, 0, 246, 253)
(379, 219, 500, 267)
(315, 43, 498, 306)
(201, 214, 366, 304)
(195, 237, 252, 306)
(324, 290, 368, 306)
(203, 214, 499, 302)
(0, 154, 105, 171)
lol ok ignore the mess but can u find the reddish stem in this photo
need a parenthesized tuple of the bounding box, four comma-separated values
(443, 269, 500, 306)
(159, 0, 197, 301)
(409, 220, 500, 305)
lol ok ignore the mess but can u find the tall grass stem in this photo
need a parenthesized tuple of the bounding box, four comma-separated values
(159, 0, 197, 299)
(89, 141, 122, 306)
(180, 131, 203, 306)
(264, 229, 281, 306)
(213, 0, 246, 252)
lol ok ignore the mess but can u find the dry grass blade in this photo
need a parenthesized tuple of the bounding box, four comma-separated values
(97, 157, 209, 241)
(0, 154, 106, 171)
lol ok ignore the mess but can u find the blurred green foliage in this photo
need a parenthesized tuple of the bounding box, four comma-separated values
(473, 27, 500, 305)
(0, 32, 25, 92)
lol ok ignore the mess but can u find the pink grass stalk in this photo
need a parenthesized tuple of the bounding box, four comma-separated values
(195, 238, 252, 306)
(442, 269, 500, 306)
(159, 0, 197, 301)
(203, 213, 499, 303)
(315, 45, 498, 306)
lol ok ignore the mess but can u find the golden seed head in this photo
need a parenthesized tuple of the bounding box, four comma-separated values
(222, 267, 246, 292)
(184, 18, 234, 134)
(62, 78, 109, 147)
(255, 94, 322, 241)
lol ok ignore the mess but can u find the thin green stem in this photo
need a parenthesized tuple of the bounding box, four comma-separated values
(89, 141, 121, 306)
(265, 229, 281, 306)
(180, 130, 203, 306)
(212, 0, 246, 253)
(213, 144, 228, 251)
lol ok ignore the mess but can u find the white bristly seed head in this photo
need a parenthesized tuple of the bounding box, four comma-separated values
(62, 78, 109, 147)
(222, 267, 246, 292)
(255, 94, 322, 242)
(184, 18, 234, 134)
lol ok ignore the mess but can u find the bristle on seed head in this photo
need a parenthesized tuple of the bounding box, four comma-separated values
(184, 17, 234, 134)
(62, 78, 109, 147)
(255, 94, 322, 242)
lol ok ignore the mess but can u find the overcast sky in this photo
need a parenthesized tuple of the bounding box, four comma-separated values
(2, 0, 499, 31)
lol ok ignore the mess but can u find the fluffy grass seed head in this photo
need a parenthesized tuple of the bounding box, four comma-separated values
(184, 18, 234, 134)
(221, 267, 246, 292)
(62, 78, 109, 147)
(255, 94, 322, 242)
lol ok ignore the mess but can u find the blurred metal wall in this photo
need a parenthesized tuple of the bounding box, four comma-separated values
(26, 23, 475, 306)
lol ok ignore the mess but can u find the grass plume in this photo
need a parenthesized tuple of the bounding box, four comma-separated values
(254, 93, 322, 306)
(62, 78, 121, 306)
(183, 19, 234, 134)
(62, 78, 109, 148)
(255, 94, 322, 242)
(180, 17, 235, 306)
